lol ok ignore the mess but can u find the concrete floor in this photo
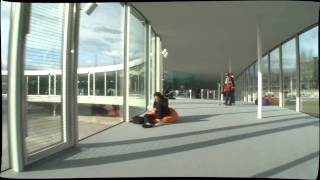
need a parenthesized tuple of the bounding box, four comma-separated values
(1, 99, 319, 178)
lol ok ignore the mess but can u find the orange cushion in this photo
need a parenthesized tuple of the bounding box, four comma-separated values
(162, 108, 178, 123)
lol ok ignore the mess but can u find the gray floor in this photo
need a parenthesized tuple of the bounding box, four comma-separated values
(1, 99, 319, 178)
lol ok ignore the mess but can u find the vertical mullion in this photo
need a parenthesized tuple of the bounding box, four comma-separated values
(279, 45, 283, 107)
(295, 36, 300, 112)
(48, 74, 51, 95)
(104, 72, 106, 96)
(87, 73, 90, 96)
(145, 24, 150, 107)
(8, 2, 30, 172)
(123, 4, 130, 122)
(37, 75, 40, 95)
(70, 3, 80, 146)
(257, 22, 263, 119)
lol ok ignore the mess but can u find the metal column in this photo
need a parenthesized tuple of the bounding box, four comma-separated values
(257, 22, 263, 119)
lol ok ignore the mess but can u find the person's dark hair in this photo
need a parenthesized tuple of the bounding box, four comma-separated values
(153, 92, 163, 98)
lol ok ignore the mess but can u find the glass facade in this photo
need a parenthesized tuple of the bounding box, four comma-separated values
(128, 10, 147, 118)
(299, 26, 319, 117)
(1, 1, 318, 173)
(77, 3, 125, 140)
(261, 55, 269, 96)
(24, 3, 65, 155)
(236, 25, 318, 117)
(269, 48, 280, 105)
(282, 39, 297, 110)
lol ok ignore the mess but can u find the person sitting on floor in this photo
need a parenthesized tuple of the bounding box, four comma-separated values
(143, 92, 171, 128)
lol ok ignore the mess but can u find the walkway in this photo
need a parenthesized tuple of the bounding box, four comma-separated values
(1, 99, 319, 178)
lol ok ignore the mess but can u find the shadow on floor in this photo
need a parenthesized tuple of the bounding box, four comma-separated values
(24, 117, 318, 172)
(252, 151, 319, 178)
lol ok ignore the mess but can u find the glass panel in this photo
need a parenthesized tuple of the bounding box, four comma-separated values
(299, 26, 319, 117)
(28, 75, 38, 95)
(149, 30, 156, 103)
(129, 10, 147, 118)
(1, 0, 10, 171)
(56, 75, 61, 95)
(250, 64, 254, 102)
(90, 73, 94, 96)
(106, 71, 116, 96)
(269, 48, 280, 106)
(50, 75, 54, 95)
(261, 55, 269, 96)
(254, 61, 257, 100)
(95, 72, 105, 96)
(39, 75, 49, 95)
(282, 39, 297, 110)
(78, 74, 88, 96)
(78, 3, 124, 140)
(24, 4, 65, 155)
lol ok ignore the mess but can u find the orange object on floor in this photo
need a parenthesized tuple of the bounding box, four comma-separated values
(162, 108, 178, 123)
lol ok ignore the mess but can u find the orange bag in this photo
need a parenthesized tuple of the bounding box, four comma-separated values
(162, 108, 178, 123)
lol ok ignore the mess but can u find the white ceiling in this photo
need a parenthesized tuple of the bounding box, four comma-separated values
(132, 1, 319, 86)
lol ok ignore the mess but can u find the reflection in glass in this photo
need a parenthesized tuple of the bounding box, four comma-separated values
(95, 72, 105, 96)
(129, 11, 147, 118)
(269, 48, 280, 105)
(78, 3, 124, 140)
(299, 26, 319, 117)
(24, 4, 65, 154)
(28, 76, 38, 95)
(78, 74, 88, 96)
(282, 39, 297, 110)
(39, 75, 49, 95)
(261, 55, 269, 96)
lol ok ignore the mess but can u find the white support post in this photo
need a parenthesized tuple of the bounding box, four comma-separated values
(201, 89, 203, 99)
(104, 72, 106, 96)
(279, 45, 283, 107)
(295, 36, 300, 112)
(48, 74, 51, 96)
(213, 90, 216, 100)
(54, 74, 56, 95)
(189, 89, 192, 99)
(207, 90, 209, 99)
(257, 22, 263, 119)
(93, 73, 95, 96)
(115, 71, 118, 96)
(123, 4, 130, 122)
(155, 37, 161, 92)
(37, 75, 40, 95)
(87, 73, 90, 96)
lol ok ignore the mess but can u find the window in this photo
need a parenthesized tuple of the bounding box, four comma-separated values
(269, 48, 280, 105)
(129, 10, 147, 118)
(261, 55, 269, 96)
(78, 3, 124, 139)
(299, 26, 319, 117)
(24, 3, 65, 155)
(282, 39, 297, 110)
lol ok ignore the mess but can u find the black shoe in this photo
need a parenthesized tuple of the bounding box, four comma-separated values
(142, 122, 154, 128)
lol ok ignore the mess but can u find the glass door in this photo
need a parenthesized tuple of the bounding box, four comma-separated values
(23, 3, 67, 162)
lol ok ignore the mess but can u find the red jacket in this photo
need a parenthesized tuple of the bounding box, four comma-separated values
(223, 82, 232, 93)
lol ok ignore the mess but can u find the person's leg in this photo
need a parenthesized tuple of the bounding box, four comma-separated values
(227, 92, 232, 105)
(231, 90, 235, 104)
(144, 114, 156, 124)
(224, 92, 228, 105)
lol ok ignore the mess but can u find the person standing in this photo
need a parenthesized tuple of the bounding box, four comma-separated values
(223, 73, 233, 105)
(230, 73, 235, 104)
